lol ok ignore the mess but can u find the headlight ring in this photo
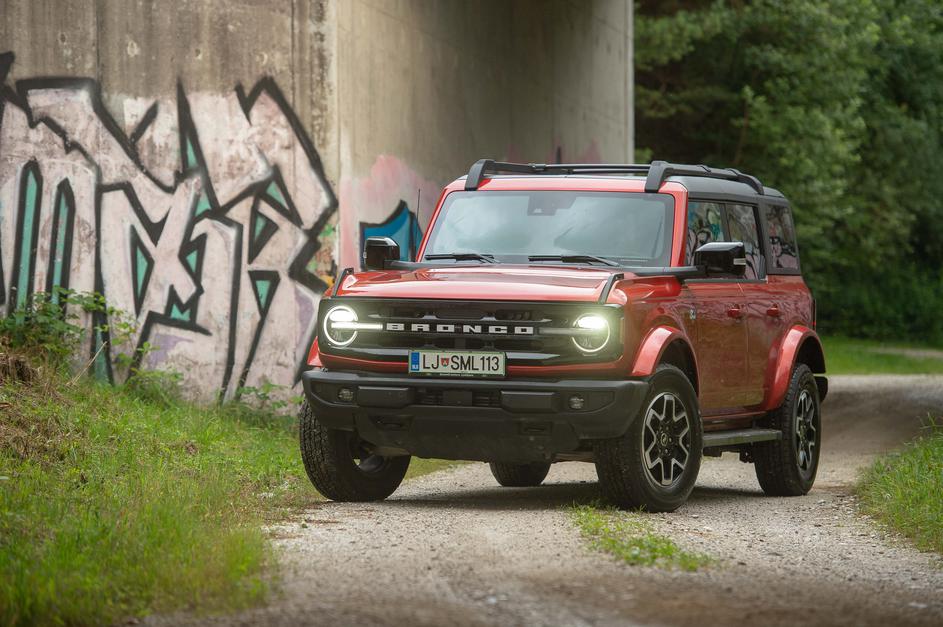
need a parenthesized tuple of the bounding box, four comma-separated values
(323, 305, 359, 347)
(572, 314, 610, 354)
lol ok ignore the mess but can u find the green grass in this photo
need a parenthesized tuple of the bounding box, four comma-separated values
(858, 418, 943, 554)
(0, 372, 454, 626)
(569, 503, 711, 571)
(822, 336, 943, 375)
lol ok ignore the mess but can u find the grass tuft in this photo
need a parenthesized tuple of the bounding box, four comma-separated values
(569, 503, 710, 571)
(858, 417, 943, 554)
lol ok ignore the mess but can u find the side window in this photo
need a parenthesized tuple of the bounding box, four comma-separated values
(765, 205, 800, 270)
(726, 204, 764, 280)
(685, 201, 726, 265)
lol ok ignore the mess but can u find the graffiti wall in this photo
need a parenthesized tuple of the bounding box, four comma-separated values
(0, 52, 337, 400)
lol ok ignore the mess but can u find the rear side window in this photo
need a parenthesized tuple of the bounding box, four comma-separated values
(685, 201, 726, 265)
(726, 204, 764, 280)
(765, 205, 800, 270)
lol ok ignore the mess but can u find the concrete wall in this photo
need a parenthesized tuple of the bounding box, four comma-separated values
(0, 0, 632, 400)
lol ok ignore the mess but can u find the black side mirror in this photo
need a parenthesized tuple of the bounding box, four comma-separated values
(363, 236, 400, 270)
(693, 241, 747, 277)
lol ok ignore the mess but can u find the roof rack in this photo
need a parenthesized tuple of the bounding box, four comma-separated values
(463, 159, 765, 195)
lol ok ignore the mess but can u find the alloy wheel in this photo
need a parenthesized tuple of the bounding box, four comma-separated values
(795, 389, 817, 474)
(641, 392, 692, 487)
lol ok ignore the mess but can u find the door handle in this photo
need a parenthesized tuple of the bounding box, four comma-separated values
(766, 305, 782, 318)
(726, 306, 743, 319)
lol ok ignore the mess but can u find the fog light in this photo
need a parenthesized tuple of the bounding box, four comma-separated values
(337, 387, 354, 402)
(568, 394, 585, 410)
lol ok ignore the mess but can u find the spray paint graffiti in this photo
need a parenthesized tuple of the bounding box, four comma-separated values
(0, 51, 337, 400)
(359, 200, 423, 262)
(338, 155, 440, 269)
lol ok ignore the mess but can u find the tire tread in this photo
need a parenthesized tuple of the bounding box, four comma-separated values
(753, 364, 818, 496)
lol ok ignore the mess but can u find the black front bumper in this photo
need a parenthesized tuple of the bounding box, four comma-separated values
(301, 369, 650, 463)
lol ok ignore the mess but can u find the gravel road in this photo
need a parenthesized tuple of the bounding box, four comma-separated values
(160, 375, 943, 626)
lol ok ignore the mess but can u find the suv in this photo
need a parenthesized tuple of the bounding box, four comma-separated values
(299, 159, 827, 512)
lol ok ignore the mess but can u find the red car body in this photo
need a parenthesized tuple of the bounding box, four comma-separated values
(308, 176, 824, 428)
(300, 160, 827, 509)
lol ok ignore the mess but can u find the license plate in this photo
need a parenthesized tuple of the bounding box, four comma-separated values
(408, 350, 506, 377)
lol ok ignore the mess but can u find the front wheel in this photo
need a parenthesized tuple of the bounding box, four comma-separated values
(595, 364, 703, 512)
(753, 363, 821, 496)
(299, 401, 410, 502)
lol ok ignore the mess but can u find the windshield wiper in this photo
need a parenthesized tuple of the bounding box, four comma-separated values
(424, 252, 497, 264)
(528, 254, 620, 267)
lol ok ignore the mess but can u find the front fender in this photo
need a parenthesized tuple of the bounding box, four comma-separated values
(629, 325, 693, 377)
(764, 325, 825, 411)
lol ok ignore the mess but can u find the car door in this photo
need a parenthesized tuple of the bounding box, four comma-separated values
(727, 203, 782, 407)
(681, 201, 750, 412)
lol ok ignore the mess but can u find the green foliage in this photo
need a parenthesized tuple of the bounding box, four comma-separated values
(858, 417, 943, 554)
(0, 288, 85, 363)
(569, 503, 710, 571)
(636, 0, 943, 343)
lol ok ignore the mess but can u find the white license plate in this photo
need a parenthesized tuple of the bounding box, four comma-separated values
(408, 350, 506, 377)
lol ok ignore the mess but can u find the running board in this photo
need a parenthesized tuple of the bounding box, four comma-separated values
(703, 428, 781, 448)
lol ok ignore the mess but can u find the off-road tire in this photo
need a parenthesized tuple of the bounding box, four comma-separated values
(489, 462, 551, 487)
(754, 363, 821, 496)
(595, 364, 703, 512)
(299, 401, 410, 502)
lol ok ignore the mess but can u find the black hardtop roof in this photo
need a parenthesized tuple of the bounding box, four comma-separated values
(460, 159, 786, 201)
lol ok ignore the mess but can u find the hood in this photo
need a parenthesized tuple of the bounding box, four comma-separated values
(333, 265, 629, 302)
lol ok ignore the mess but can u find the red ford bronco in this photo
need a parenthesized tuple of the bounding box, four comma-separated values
(300, 160, 827, 512)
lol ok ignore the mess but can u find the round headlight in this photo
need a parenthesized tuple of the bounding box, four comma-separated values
(572, 314, 610, 354)
(323, 305, 358, 346)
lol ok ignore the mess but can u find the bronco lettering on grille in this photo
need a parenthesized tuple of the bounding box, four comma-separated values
(385, 322, 535, 335)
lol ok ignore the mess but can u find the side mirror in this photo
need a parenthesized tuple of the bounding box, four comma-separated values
(693, 241, 747, 277)
(363, 236, 400, 270)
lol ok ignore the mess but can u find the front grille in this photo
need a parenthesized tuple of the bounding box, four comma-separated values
(319, 298, 624, 366)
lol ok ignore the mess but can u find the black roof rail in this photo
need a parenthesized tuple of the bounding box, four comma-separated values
(643, 161, 764, 195)
(463, 158, 765, 195)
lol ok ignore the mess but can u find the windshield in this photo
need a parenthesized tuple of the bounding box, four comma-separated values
(422, 191, 675, 266)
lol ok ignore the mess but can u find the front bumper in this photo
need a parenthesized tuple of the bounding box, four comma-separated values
(301, 369, 650, 463)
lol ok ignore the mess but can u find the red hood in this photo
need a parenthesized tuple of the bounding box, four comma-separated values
(334, 265, 629, 302)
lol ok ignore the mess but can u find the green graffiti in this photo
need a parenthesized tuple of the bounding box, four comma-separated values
(265, 181, 286, 209)
(15, 167, 40, 308)
(135, 247, 148, 297)
(252, 278, 272, 311)
(170, 302, 191, 322)
(194, 190, 212, 216)
(185, 249, 198, 273)
(185, 135, 198, 170)
(254, 213, 267, 240)
(49, 186, 74, 305)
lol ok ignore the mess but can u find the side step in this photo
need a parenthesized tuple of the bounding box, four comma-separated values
(703, 428, 781, 448)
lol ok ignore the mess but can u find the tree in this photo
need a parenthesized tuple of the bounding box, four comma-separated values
(636, 0, 943, 342)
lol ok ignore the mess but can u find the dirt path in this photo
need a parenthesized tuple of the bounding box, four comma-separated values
(160, 376, 943, 626)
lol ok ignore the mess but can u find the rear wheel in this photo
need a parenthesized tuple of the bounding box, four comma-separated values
(299, 401, 410, 502)
(754, 363, 821, 496)
(595, 364, 703, 512)
(489, 462, 551, 487)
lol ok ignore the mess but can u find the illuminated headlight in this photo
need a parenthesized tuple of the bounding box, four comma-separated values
(322, 306, 381, 347)
(572, 314, 610, 354)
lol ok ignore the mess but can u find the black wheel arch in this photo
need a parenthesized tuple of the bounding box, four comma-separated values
(659, 339, 699, 397)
